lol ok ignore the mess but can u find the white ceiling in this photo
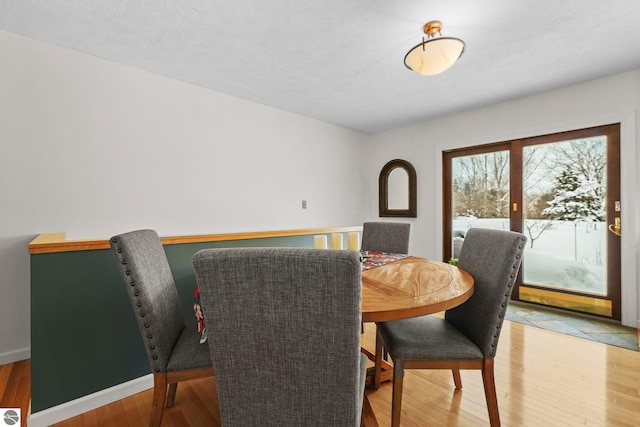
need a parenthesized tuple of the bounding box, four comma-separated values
(2, 1, 640, 134)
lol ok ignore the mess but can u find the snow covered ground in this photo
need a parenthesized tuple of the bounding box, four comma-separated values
(453, 217, 606, 295)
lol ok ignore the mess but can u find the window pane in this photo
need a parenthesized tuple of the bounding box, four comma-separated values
(522, 137, 607, 295)
(451, 151, 510, 259)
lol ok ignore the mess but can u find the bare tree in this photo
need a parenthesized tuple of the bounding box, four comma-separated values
(451, 139, 605, 250)
(452, 152, 509, 218)
(524, 193, 554, 248)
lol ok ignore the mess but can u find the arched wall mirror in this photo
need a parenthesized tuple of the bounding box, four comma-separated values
(379, 159, 417, 217)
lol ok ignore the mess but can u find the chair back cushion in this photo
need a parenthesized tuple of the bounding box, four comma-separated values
(445, 228, 527, 358)
(361, 222, 411, 254)
(193, 248, 362, 427)
(110, 229, 185, 373)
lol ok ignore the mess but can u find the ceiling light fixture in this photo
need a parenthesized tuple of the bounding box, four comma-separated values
(404, 20, 465, 76)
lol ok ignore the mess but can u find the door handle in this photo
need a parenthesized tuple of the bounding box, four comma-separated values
(608, 217, 621, 236)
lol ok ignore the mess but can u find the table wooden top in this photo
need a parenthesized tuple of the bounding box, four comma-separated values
(361, 256, 474, 322)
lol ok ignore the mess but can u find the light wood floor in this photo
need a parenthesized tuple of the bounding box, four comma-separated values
(5, 320, 640, 426)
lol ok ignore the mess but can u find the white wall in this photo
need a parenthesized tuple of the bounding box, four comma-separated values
(0, 30, 370, 362)
(368, 71, 640, 327)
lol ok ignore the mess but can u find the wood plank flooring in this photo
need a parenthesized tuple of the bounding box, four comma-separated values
(4, 319, 640, 426)
(0, 359, 30, 427)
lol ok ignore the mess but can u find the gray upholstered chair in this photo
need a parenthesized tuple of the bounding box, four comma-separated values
(192, 248, 369, 427)
(361, 221, 411, 347)
(374, 228, 527, 427)
(361, 222, 411, 254)
(110, 230, 214, 427)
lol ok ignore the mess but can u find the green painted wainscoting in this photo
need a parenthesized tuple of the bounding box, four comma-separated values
(31, 233, 322, 413)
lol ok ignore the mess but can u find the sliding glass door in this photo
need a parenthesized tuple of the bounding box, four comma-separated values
(443, 124, 621, 319)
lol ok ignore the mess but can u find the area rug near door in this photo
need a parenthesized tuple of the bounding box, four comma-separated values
(505, 301, 639, 351)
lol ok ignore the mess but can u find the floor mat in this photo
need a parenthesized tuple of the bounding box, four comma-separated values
(506, 301, 639, 351)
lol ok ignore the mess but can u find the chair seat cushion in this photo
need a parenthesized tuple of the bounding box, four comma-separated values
(167, 323, 213, 371)
(377, 315, 484, 360)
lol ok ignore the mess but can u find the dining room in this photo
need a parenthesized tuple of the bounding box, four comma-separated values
(2, 2, 640, 426)
(21, 223, 640, 426)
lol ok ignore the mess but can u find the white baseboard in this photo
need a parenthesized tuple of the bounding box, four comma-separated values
(28, 374, 154, 427)
(0, 347, 30, 365)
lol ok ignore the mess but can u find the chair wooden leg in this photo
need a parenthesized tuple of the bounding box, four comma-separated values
(452, 368, 463, 390)
(481, 359, 500, 427)
(391, 361, 404, 427)
(151, 373, 168, 427)
(374, 331, 384, 389)
(361, 393, 380, 427)
(166, 382, 178, 407)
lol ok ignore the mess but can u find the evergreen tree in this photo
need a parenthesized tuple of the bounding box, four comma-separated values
(542, 165, 604, 221)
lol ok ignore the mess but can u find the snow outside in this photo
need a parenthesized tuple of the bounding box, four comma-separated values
(453, 217, 606, 295)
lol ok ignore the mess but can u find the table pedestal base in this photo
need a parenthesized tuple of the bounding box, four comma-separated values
(361, 347, 393, 388)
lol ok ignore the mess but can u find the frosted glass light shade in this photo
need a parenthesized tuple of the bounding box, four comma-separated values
(404, 37, 465, 76)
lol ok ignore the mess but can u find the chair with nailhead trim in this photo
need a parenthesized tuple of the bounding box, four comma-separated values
(374, 228, 526, 427)
(110, 229, 214, 427)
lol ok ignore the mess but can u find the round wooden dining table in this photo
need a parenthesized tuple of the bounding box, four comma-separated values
(358, 255, 475, 426)
(361, 256, 474, 323)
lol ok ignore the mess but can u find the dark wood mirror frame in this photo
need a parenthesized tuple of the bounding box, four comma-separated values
(379, 159, 417, 217)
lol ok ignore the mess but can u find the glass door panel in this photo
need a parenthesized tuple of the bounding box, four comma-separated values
(522, 137, 607, 295)
(450, 150, 510, 260)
